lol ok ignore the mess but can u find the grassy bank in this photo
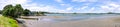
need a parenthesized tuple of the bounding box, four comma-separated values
(0, 16, 18, 27)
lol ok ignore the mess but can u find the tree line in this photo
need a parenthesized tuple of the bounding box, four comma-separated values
(1, 4, 46, 18)
(2, 4, 29, 18)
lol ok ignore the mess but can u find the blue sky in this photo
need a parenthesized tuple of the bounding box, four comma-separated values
(0, 0, 120, 13)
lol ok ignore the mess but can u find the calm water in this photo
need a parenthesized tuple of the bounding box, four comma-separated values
(39, 13, 120, 22)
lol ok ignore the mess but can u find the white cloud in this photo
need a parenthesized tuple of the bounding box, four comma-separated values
(0, 0, 31, 10)
(83, 7, 107, 13)
(0, 0, 31, 5)
(100, 5, 112, 10)
(118, 8, 120, 11)
(90, 7, 95, 11)
(60, 4, 71, 7)
(66, 7, 73, 11)
(81, 6, 88, 9)
(60, 4, 65, 6)
(22, 3, 70, 13)
(1, 0, 120, 13)
(54, 0, 63, 3)
(108, 3, 120, 8)
(99, 2, 120, 12)
(27, 5, 59, 12)
(72, 0, 98, 2)
(0, 0, 70, 13)
(57, 10, 73, 13)
(72, 0, 86, 2)
(76, 6, 88, 10)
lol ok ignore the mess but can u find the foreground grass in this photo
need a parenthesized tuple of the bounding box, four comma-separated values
(0, 16, 18, 27)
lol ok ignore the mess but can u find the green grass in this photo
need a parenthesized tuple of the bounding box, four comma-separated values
(0, 16, 18, 27)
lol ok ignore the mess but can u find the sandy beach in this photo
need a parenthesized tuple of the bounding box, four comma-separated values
(21, 16, 120, 27)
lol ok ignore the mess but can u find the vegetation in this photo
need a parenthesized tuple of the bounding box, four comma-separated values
(30, 11, 47, 16)
(73, 12, 77, 14)
(2, 4, 46, 17)
(2, 4, 23, 18)
(23, 9, 31, 16)
(1, 4, 24, 27)
(0, 16, 18, 27)
(0, 4, 48, 27)
(0, 10, 2, 14)
(107, 12, 113, 14)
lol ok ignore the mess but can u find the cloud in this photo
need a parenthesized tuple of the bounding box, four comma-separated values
(76, 6, 88, 10)
(0, 0, 29, 4)
(0, 0, 31, 10)
(66, 7, 73, 11)
(74, 0, 120, 13)
(99, 2, 120, 12)
(72, 0, 98, 2)
(0, 0, 70, 13)
(81, 7, 105, 13)
(27, 5, 61, 12)
(54, 0, 63, 3)
(57, 10, 73, 13)
(1, 0, 120, 13)
(79, 0, 120, 13)
(88, 2, 120, 13)
(108, 3, 120, 8)
(60, 4, 69, 6)
(22, 3, 70, 13)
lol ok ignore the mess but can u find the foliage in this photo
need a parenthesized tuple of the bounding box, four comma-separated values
(3, 4, 13, 11)
(0, 10, 2, 14)
(2, 4, 47, 18)
(40, 12, 46, 15)
(14, 4, 24, 16)
(31, 11, 47, 16)
(0, 16, 18, 27)
(2, 4, 13, 17)
(23, 9, 31, 16)
(73, 12, 77, 14)
(107, 12, 113, 14)
(2, 4, 24, 18)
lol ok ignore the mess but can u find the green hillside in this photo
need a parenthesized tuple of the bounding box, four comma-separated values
(0, 16, 18, 27)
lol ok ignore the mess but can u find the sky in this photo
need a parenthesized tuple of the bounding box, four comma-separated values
(0, 0, 120, 13)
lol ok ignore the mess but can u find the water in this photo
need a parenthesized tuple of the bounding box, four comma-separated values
(39, 13, 120, 22)
(45, 13, 120, 17)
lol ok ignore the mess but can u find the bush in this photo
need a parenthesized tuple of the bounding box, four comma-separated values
(23, 9, 31, 16)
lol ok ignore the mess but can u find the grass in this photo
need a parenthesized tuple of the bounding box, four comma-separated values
(0, 16, 18, 27)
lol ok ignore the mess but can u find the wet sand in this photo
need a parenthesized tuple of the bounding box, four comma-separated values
(22, 16, 120, 27)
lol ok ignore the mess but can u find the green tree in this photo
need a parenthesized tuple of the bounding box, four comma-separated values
(40, 12, 46, 15)
(23, 9, 31, 16)
(0, 10, 2, 14)
(2, 4, 24, 18)
(3, 4, 13, 11)
(14, 4, 24, 17)
(107, 12, 113, 14)
(2, 4, 13, 17)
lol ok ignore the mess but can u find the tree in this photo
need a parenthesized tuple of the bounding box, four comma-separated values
(3, 4, 13, 11)
(107, 12, 113, 14)
(0, 10, 2, 14)
(14, 4, 24, 17)
(2, 4, 13, 17)
(2, 4, 24, 18)
(23, 9, 31, 16)
(73, 12, 77, 14)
